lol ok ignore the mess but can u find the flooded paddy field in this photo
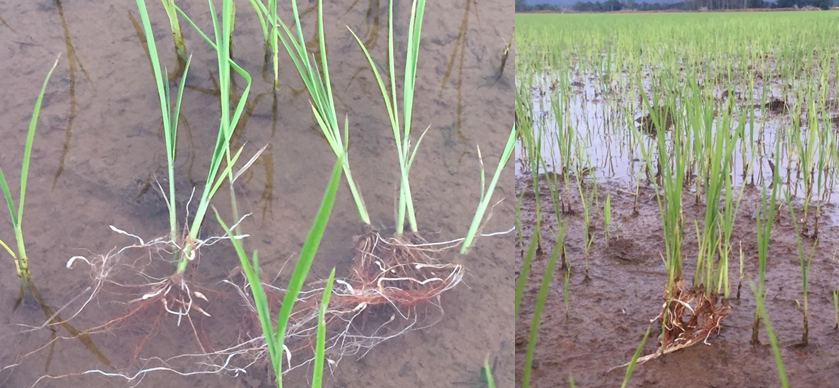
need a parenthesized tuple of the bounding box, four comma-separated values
(516, 11, 839, 388)
(0, 0, 514, 387)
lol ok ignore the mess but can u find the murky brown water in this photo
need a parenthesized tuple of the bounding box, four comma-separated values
(0, 0, 514, 387)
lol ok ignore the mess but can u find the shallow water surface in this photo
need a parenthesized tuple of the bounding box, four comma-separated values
(516, 67, 839, 388)
(0, 1, 514, 387)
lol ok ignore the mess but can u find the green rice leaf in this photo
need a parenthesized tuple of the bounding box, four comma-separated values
(273, 153, 344, 381)
(17, 57, 60, 225)
(312, 267, 336, 388)
(461, 124, 516, 254)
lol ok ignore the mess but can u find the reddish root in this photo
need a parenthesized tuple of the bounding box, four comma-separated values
(611, 278, 731, 372)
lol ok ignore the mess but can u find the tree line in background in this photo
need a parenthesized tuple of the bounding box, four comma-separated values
(515, 0, 833, 11)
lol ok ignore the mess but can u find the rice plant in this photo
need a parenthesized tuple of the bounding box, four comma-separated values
(620, 325, 651, 388)
(350, 0, 428, 236)
(749, 279, 789, 388)
(563, 266, 570, 321)
(461, 124, 516, 254)
(484, 355, 497, 388)
(515, 221, 540, 325)
(160, 0, 187, 62)
(171, 0, 257, 277)
(0, 57, 59, 291)
(603, 193, 611, 245)
(752, 149, 780, 345)
(833, 288, 838, 330)
(246, 0, 279, 88)
(214, 151, 343, 387)
(634, 92, 685, 294)
(135, 0, 192, 260)
(66, 0, 260, 329)
(517, 93, 544, 255)
(573, 149, 595, 279)
(251, 0, 371, 226)
(786, 190, 817, 345)
(520, 221, 565, 388)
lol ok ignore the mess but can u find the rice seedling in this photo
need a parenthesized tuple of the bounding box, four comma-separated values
(716, 139, 752, 299)
(249, 0, 371, 226)
(134, 0, 192, 261)
(0, 61, 118, 373)
(563, 266, 570, 321)
(538, 140, 565, 262)
(749, 279, 789, 388)
(603, 193, 611, 245)
(517, 95, 544, 255)
(521, 222, 565, 388)
(213, 150, 343, 387)
(791, 105, 820, 238)
(453, 357, 498, 387)
(627, 94, 728, 362)
(786, 190, 817, 345)
(833, 288, 838, 330)
(619, 325, 651, 388)
(160, 0, 187, 62)
(752, 144, 780, 345)
(349, 0, 428, 237)
(573, 151, 595, 279)
(737, 242, 745, 299)
(462, 124, 516, 254)
(59, 0, 259, 355)
(137, 0, 254, 303)
(515, 221, 540, 324)
(633, 92, 686, 295)
(691, 96, 744, 298)
(246, 0, 280, 88)
(0, 57, 59, 292)
(484, 355, 497, 388)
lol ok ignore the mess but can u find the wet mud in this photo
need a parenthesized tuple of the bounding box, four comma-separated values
(516, 173, 839, 387)
(0, 0, 514, 387)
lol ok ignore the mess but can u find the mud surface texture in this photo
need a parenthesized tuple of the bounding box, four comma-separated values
(516, 173, 839, 387)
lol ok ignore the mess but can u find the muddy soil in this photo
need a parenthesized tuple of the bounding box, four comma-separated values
(516, 173, 839, 387)
(0, 0, 514, 387)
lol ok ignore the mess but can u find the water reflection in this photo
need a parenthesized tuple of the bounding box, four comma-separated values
(438, 0, 477, 142)
(52, 0, 95, 189)
(11, 283, 113, 372)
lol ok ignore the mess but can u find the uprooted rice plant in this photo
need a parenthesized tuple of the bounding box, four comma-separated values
(0, 1, 513, 387)
(516, 11, 839, 387)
